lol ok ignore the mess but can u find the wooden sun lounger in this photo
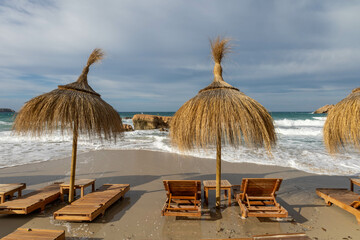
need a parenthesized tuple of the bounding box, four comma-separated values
(233, 178, 288, 218)
(161, 180, 201, 217)
(201, 232, 310, 240)
(53, 184, 130, 221)
(1, 228, 65, 240)
(316, 188, 360, 223)
(0, 183, 62, 214)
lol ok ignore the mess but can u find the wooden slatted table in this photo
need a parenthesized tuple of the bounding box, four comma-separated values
(350, 178, 360, 192)
(0, 183, 26, 203)
(203, 180, 232, 206)
(60, 179, 95, 201)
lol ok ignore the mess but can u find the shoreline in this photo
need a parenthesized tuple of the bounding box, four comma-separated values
(0, 149, 359, 239)
(0, 146, 356, 177)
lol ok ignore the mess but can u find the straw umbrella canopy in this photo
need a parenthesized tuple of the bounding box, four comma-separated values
(324, 87, 360, 154)
(170, 37, 276, 206)
(13, 49, 123, 202)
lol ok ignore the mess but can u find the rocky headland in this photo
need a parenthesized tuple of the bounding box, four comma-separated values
(132, 114, 171, 130)
(0, 108, 15, 112)
(314, 87, 359, 114)
(313, 104, 334, 114)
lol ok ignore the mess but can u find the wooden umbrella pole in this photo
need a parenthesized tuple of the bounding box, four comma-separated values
(68, 123, 78, 203)
(216, 129, 221, 207)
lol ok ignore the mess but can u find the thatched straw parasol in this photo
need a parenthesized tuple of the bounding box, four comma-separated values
(324, 87, 360, 154)
(170, 37, 276, 206)
(13, 49, 123, 202)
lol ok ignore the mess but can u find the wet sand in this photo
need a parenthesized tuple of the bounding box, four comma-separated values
(0, 149, 359, 239)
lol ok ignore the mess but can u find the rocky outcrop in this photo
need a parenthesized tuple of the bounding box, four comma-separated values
(122, 124, 134, 131)
(0, 108, 15, 112)
(314, 104, 334, 114)
(132, 114, 172, 130)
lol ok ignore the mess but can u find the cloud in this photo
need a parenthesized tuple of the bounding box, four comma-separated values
(0, 0, 359, 111)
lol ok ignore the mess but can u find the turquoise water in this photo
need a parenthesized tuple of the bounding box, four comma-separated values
(0, 112, 15, 131)
(0, 111, 357, 175)
(0, 111, 325, 131)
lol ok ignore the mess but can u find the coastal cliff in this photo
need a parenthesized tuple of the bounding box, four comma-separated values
(314, 104, 334, 114)
(314, 87, 359, 114)
(132, 114, 171, 130)
(0, 108, 15, 112)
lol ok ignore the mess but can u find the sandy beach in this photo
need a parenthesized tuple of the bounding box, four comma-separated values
(0, 149, 358, 239)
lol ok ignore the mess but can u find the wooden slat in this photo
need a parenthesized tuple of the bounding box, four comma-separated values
(200, 233, 310, 240)
(1, 228, 65, 240)
(203, 180, 232, 187)
(248, 206, 282, 211)
(253, 232, 310, 239)
(0, 184, 26, 194)
(60, 179, 95, 187)
(240, 178, 282, 196)
(54, 184, 129, 221)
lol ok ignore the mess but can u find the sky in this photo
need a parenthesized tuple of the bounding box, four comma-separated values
(0, 0, 359, 112)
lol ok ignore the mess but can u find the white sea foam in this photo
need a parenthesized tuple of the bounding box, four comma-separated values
(0, 121, 12, 126)
(276, 128, 322, 136)
(1, 113, 359, 176)
(274, 118, 325, 127)
(312, 116, 327, 121)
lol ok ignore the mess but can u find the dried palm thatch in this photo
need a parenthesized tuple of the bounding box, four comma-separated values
(13, 49, 123, 202)
(324, 87, 360, 154)
(170, 37, 276, 206)
(13, 49, 122, 139)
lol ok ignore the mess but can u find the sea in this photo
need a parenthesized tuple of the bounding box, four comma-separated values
(0, 112, 359, 176)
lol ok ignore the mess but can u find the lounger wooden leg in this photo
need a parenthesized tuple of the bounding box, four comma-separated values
(228, 189, 231, 206)
(92, 183, 95, 192)
(0, 195, 3, 203)
(18, 190, 22, 198)
(241, 206, 248, 218)
(60, 188, 64, 202)
(205, 188, 209, 205)
(81, 187, 84, 198)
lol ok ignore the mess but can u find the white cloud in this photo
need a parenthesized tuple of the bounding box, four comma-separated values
(0, 0, 359, 111)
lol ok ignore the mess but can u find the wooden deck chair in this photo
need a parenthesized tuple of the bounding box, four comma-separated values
(1, 228, 65, 240)
(316, 188, 360, 224)
(161, 180, 201, 217)
(233, 178, 288, 218)
(0, 182, 62, 215)
(54, 184, 130, 222)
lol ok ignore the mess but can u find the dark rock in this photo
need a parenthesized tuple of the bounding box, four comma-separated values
(314, 105, 334, 114)
(132, 114, 172, 130)
(0, 108, 15, 112)
(122, 124, 134, 131)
